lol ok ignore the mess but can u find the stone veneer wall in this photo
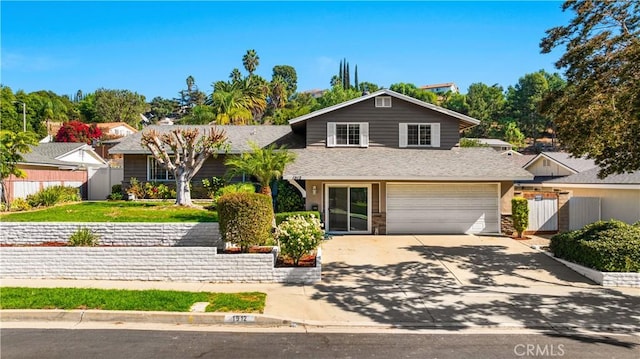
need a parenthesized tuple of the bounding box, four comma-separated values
(0, 222, 222, 248)
(372, 212, 387, 235)
(501, 215, 514, 236)
(0, 247, 322, 284)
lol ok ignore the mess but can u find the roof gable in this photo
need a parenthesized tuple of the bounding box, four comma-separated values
(288, 89, 480, 130)
(522, 152, 597, 173)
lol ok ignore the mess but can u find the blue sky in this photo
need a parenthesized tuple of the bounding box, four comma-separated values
(1, 1, 572, 100)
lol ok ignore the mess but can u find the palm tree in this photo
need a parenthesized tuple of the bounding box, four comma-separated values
(225, 142, 296, 199)
(209, 81, 253, 125)
(242, 49, 260, 76)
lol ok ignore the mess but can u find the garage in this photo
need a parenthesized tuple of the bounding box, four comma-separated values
(386, 183, 500, 234)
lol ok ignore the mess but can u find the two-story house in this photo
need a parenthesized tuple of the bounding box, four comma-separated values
(110, 89, 532, 235)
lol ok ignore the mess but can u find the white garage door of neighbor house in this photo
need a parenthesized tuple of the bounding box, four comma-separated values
(386, 183, 500, 234)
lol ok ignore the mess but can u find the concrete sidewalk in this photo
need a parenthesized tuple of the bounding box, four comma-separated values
(2, 235, 640, 332)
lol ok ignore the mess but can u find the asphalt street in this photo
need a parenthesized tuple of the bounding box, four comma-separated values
(1, 329, 639, 359)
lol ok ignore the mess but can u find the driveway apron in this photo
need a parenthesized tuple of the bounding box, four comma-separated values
(316, 235, 640, 330)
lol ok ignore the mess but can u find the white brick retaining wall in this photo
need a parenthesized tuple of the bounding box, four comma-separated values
(542, 251, 640, 287)
(0, 222, 222, 247)
(0, 247, 321, 284)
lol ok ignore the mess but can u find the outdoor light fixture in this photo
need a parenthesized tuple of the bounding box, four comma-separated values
(312, 186, 317, 195)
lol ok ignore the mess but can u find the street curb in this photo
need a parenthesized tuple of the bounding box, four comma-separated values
(2, 310, 639, 333)
(1, 310, 289, 327)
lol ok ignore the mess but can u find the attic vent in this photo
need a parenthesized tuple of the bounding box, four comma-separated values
(375, 96, 392, 108)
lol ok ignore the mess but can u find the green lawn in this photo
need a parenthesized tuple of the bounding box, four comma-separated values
(0, 287, 265, 313)
(0, 201, 218, 222)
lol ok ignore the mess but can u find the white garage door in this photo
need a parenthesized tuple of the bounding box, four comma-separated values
(386, 183, 500, 234)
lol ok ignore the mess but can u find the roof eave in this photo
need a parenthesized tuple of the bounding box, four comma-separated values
(283, 175, 533, 181)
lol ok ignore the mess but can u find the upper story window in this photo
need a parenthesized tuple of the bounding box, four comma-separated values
(542, 158, 551, 167)
(375, 96, 392, 108)
(399, 123, 440, 148)
(327, 122, 369, 148)
(148, 156, 174, 181)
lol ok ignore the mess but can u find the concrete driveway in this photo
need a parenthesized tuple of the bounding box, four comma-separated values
(312, 235, 640, 330)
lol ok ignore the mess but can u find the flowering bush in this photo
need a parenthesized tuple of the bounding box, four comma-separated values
(55, 120, 102, 144)
(275, 215, 324, 266)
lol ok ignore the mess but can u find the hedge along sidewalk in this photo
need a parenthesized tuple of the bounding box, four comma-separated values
(0, 201, 218, 222)
(0, 287, 266, 313)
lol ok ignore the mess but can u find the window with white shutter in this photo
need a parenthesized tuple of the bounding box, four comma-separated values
(399, 123, 440, 148)
(327, 122, 368, 147)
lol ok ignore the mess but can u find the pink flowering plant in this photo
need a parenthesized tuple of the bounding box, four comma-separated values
(275, 215, 324, 266)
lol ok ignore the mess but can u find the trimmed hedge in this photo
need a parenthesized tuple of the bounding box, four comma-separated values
(550, 220, 640, 272)
(217, 192, 274, 252)
(275, 180, 304, 213)
(511, 197, 529, 238)
(276, 211, 322, 225)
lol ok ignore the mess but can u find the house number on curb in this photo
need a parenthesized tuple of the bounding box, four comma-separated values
(224, 315, 256, 323)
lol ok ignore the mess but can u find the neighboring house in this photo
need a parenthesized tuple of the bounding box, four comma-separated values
(516, 151, 639, 231)
(541, 169, 640, 228)
(519, 151, 597, 185)
(420, 82, 459, 94)
(4, 143, 108, 202)
(111, 89, 533, 235)
(462, 138, 513, 152)
(96, 122, 138, 138)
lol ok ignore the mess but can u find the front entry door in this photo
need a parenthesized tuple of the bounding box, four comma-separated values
(327, 185, 370, 233)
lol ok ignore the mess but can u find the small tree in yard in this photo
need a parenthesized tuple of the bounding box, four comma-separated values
(141, 127, 227, 206)
(512, 197, 529, 238)
(0, 130, 37, 211)
(225, 142, 296, 199)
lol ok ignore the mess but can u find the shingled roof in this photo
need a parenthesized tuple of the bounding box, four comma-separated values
(21, 143, 88, 168)
(283, 147, 533, 181)
(109, 125, 298, 154)
(546, 167, 640, 185)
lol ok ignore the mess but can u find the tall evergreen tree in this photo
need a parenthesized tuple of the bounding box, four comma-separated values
(354, 65, 359, 90)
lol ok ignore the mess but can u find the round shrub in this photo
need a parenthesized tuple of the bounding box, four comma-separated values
(275, 215, 324, 266)
(550, 220, 640, 272)
(217, 192, 273, 252)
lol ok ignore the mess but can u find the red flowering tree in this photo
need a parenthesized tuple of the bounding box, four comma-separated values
(55, 121, 102, 144)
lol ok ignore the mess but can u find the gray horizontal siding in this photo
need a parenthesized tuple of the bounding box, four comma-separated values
(123, 154, 228, 184)
(306, 97, 461, 149)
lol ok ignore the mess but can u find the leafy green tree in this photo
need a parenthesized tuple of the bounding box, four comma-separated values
(0, 86, 21, 133)
(141, 127, 228, 206)
(502, 121, 526, 149)
(93, 89, 148, 128)
(265, 92, 317, 125)
(441, 92, 469, 115)
(225, 142, 296, 199)
(315, 84, 361, 110)
(242, 49, 260, 76)
(149, 96, 179, 122)
(358, 82, 380, 93)
(272, 65, 297, 96)
(504, 70, 564, 142)
(463, 83, 505, 137)
(540, 0, 639, 177)
(78, 93, 97, 122)
(390, 83, 438, 103)
(0, 130, 37, 210)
